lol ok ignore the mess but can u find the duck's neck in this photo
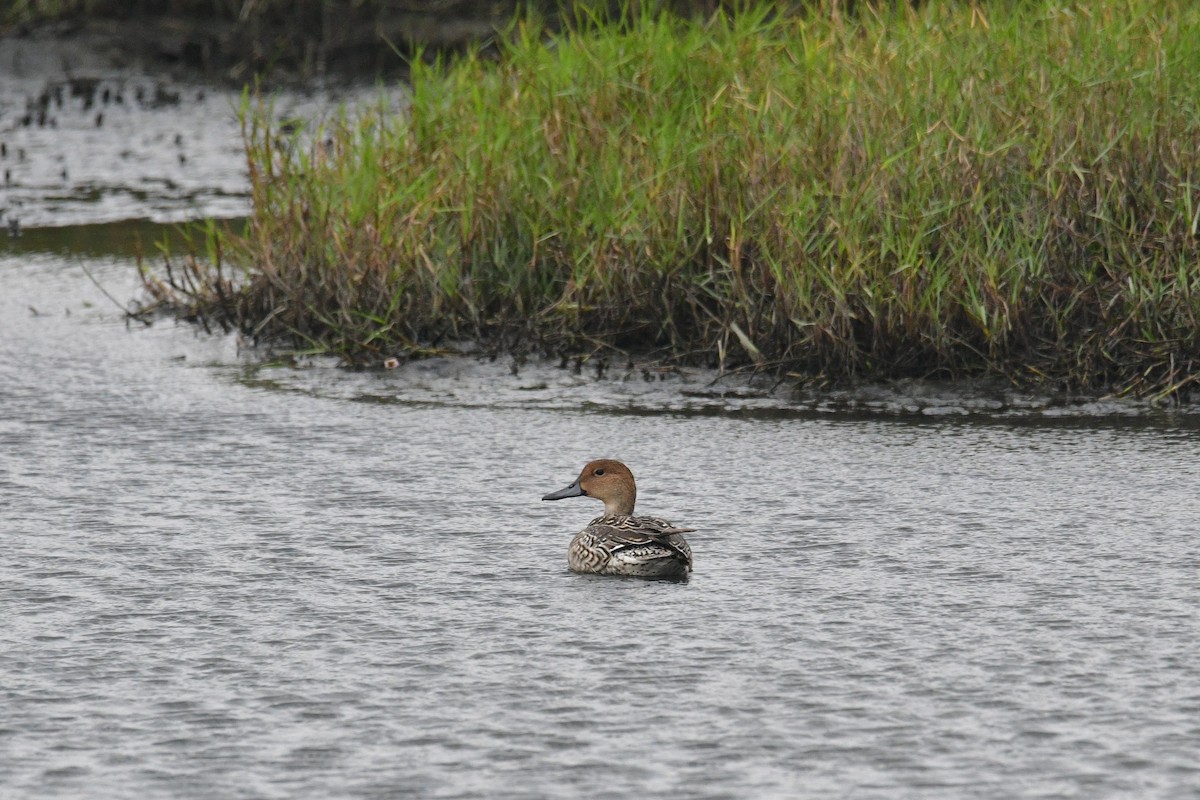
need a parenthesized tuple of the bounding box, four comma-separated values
(604, 489, 635, 517)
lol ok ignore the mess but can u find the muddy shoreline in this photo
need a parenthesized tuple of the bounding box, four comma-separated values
(16, 16, 485, 81)
(4, 3, 547, 84)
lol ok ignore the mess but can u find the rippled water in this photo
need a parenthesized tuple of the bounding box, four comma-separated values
(0, 31, 402, 229)
(3, 237, 1200, 799)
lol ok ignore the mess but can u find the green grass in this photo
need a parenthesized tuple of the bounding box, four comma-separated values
(146, 0, 1200, 398)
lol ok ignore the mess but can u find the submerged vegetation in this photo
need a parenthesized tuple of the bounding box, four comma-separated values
(144, 0, 1200, 398)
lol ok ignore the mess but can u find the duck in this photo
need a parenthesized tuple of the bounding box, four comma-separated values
(541, 459, 693, 580)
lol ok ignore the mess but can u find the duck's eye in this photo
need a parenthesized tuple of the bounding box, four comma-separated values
(594, 468, 606, 476)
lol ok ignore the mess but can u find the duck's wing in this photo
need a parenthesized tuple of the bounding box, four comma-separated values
(587, 515, 694, 567)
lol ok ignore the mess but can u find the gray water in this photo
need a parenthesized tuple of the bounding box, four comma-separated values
(4, 241, 1200, 800)
(4, 27, 1200, 800)
(0, 30, 402, 229)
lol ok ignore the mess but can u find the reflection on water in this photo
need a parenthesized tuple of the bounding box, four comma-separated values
(3, 239, 1199, 799)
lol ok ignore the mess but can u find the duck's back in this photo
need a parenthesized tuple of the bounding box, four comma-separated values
(569, 514, 693, 579)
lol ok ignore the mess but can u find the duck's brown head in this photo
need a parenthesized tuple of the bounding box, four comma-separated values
(541, 459, 636, 517)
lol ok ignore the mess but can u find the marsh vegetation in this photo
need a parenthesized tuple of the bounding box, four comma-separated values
(142, 0, 1200, 399)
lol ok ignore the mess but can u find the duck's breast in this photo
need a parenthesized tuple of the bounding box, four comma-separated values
(568, 529, 611, 573)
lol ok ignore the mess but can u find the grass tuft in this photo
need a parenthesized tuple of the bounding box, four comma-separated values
(147, 0, 1200, 398)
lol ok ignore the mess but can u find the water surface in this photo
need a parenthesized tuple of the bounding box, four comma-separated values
(3, 28, 1199, 800)
(3, 238, 1199, 799)
(0, 31, 401, 229)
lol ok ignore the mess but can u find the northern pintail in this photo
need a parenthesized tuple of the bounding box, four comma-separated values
(542, 459, 693, 580)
